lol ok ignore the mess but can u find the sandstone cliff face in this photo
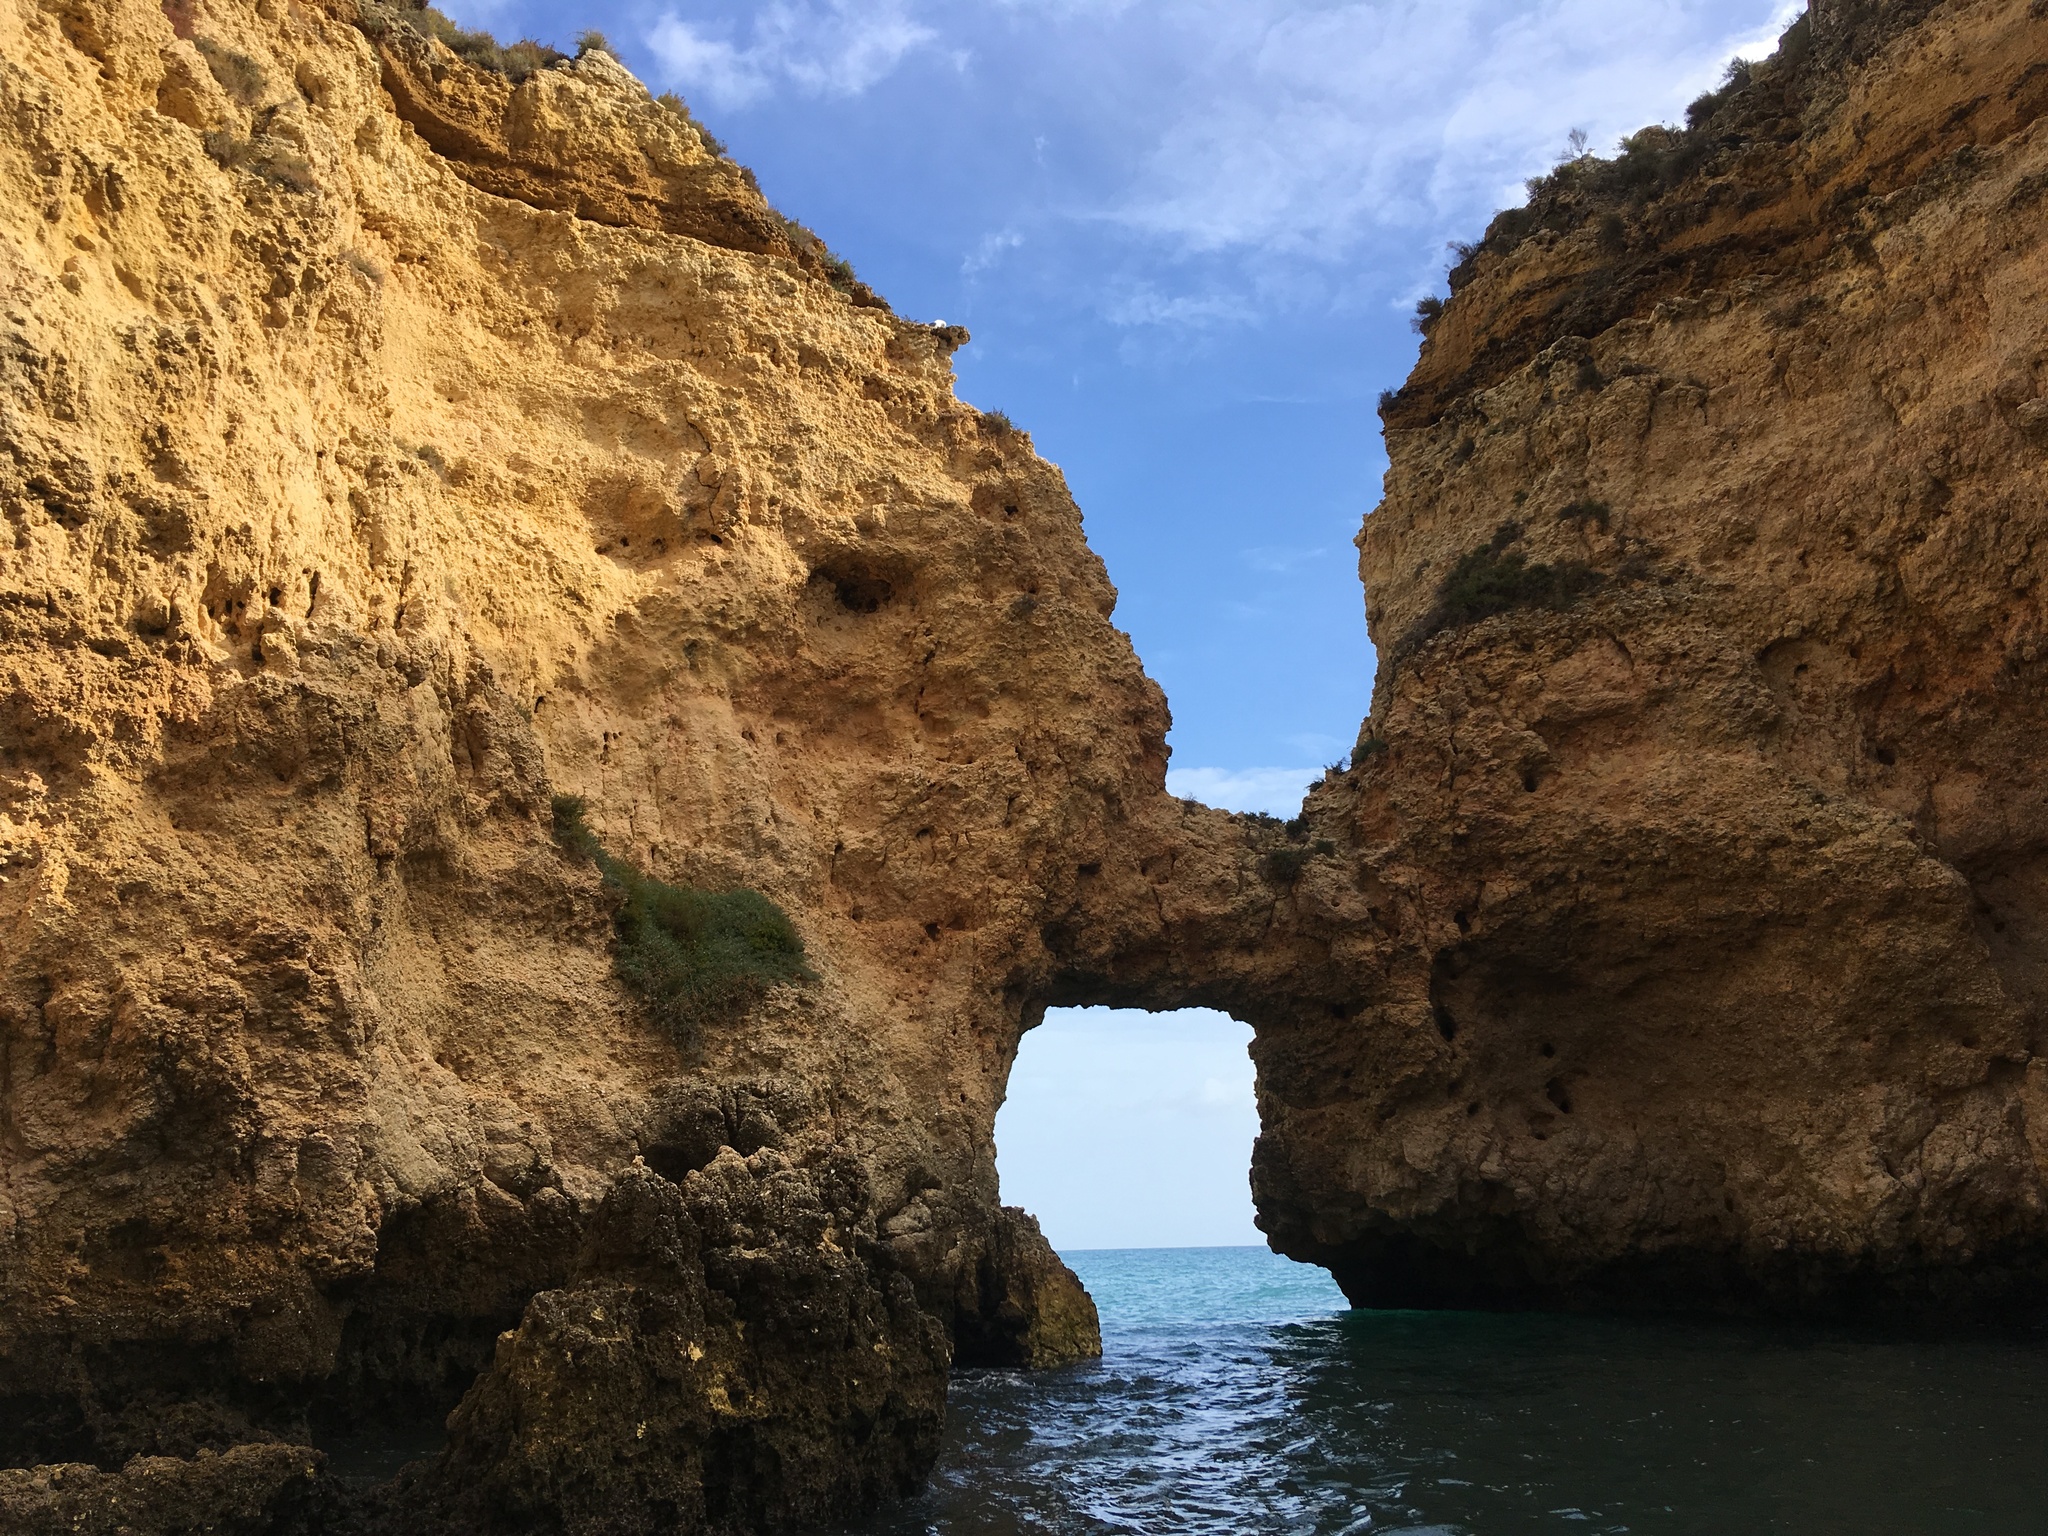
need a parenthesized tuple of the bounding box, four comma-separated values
(0, 0, 1156, 1516)
(10, 0, 2048, 1525)
(1215, 0, 2048, 1313)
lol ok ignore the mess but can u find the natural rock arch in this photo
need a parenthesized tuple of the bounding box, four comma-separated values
(5, 0, 2048, 1530)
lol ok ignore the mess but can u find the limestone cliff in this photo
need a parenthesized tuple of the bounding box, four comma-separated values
(8, 0, 2048, 1527)
(1195, 0, 2048, 1313)
(0, 0, 1149, 1522)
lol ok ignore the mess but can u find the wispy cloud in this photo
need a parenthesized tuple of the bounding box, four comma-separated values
(645, 1, 936, 109)
(970, 0, 1796, 332)
(1109, 0, 1809, 266)
(963, 229, 1025, 276)
(1167, 765, 1322, 817)
(1287, 731, 1348, 760)
(1104, 286, 1257, 328)
(1244, 545, 1327, 574)
(636, 0, 1799, 330)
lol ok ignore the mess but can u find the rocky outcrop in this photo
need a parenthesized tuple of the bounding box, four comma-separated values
(363, 24, 791, 260)
(9, 0, 2048, 1526)
(1203, 0, 2048, 1314)
(421, 1160, 948, 1535)
(951, 1206, 1100, 1369)
(1, 0, 1123, 1517)
(0, 1446, 329, 1536)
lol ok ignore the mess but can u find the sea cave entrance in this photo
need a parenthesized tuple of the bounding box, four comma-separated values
(996, 1007, 1263, 1253)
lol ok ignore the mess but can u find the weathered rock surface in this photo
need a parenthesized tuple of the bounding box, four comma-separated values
(0, 0, 1123, 1517)
(0, 1444, 329, 1536)
(9, 0, 2048, 1526)
(951, 1205, 1100, 1369)
(1214, 0, 2048, 1314)
(422, 1159, 948, 1535)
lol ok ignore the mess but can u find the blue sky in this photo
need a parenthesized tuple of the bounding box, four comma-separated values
(447, 0, 1800, 1245)
(997, 1008, 1260, 1249)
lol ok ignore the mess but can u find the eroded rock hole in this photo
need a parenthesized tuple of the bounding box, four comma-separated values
(812, 559, 896, 613)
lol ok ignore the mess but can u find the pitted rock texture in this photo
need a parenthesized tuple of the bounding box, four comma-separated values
(0, 1444, 329, 1536)
(421, 1160, 949, 1536)
(2, 0, 1139, 1513)
(11, 0, 2048, 1527)
(951, 1205, 1100, 1369)
(1222, 0, 2048, 1314)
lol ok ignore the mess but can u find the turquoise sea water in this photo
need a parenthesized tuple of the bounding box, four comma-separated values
(858, 1246, 2048, 1535)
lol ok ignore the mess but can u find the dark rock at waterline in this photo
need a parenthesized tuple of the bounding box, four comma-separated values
(0, 1444, 332, 1536)
(413, 1157, 949, 1534)
(953, 1206, 1102, 1369)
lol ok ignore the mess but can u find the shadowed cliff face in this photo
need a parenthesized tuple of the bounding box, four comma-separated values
(5, 0, 2048, 1527)
(1084, 0, 2048, 1316)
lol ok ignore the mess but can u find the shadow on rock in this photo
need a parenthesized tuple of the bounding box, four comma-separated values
(409, 1153, 950, 1534)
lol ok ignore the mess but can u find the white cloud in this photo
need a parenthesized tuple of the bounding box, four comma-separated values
(1103, 286, 1257, 328)
(1244, 545, 1327, 573)
(1110, 0, 1805, 263)
(962, 229, 1024, 276)
(1167, 765, 1323, 817)
(637, 0, 1800, 331)
(645, 1, 936, 110)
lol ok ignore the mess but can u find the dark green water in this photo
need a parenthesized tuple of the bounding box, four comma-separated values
(859, 1246, 2048, 1535)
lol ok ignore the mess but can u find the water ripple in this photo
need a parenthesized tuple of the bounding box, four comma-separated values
(856, 1248, 2048, 1536)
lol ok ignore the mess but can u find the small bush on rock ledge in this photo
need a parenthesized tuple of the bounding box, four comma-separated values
(553, 796, 815, 1033)
(1403, 521, 1600, 656)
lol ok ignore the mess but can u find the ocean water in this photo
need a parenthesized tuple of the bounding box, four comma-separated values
(857, 1246, 2048, 1535)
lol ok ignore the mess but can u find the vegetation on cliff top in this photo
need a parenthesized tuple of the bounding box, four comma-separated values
(351, 1, 879, 304)
(356, 0, 568, 79)
(553, 796, 816, 1034)
(1455, 11, 1816, 278)
(1380, 8, 1823, 427)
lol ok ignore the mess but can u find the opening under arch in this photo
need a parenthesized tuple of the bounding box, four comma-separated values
(996, 1006, 1263, 1251)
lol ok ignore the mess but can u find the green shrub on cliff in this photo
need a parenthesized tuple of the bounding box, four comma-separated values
(1404, 522, 1599, 654)
(1260, 838, 1336, 887)
(552, 796, 815, 1034)
(1559, 498, 1611, 531)
(1441, 8, 1813, 280)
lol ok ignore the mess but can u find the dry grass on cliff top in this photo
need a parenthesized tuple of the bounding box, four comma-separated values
(1457, 11, 1817, 274)
(352, 2, 874, 300)
(356, 0, 568, 79)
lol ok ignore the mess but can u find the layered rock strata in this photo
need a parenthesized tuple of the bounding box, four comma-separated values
(9, 0, 2048, 1528)
(0, 0, 1124, 1522)
(1212, 0, 2048, 1313)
